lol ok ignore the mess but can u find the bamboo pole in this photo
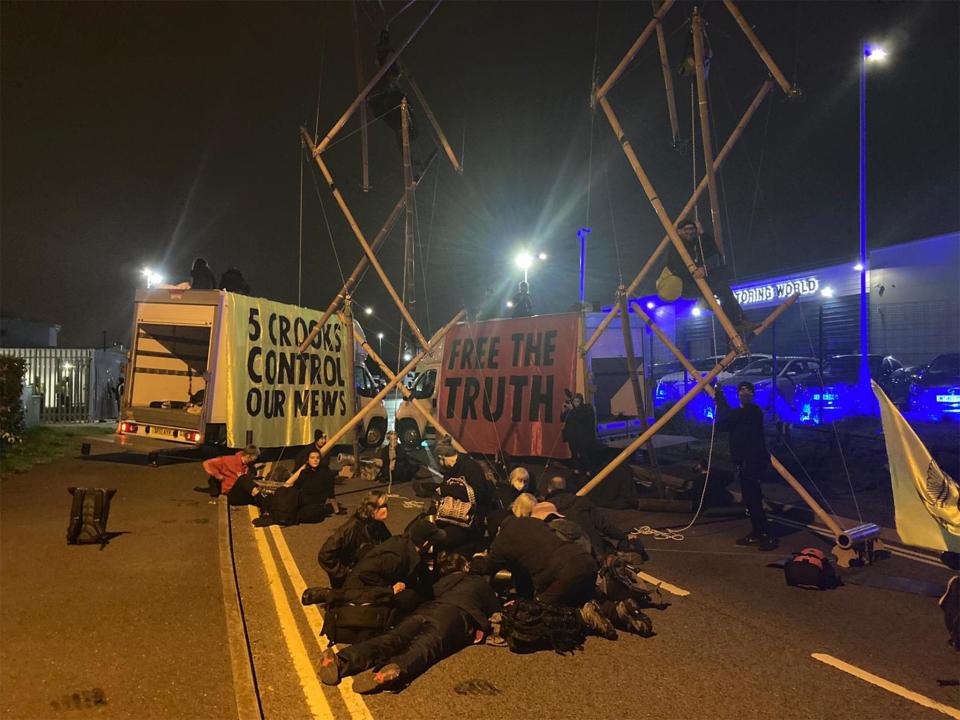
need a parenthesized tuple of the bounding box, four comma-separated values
(598, 95, 746, 353)
(296, 187, 407, 354)
(318, 309, 466, 458)
(629, 298, 843, 536)
(343, 311, 468, 454)
(399, 60, 463, 173)
(618, 289, 658, 467)
(401, 98, 416, 329)
(692, 9, 724, 257)
(653, 0, 680, 146)
(344, 298, 360, 475)
(595, 0, 676, 102)
(301, 127, 430, 351)
(577, 292, 798, 497)
(314, 0, 441, 156)
(582, 80, 772, 355)
(351, 1, 371, 192)
(721, 0, 795, 97)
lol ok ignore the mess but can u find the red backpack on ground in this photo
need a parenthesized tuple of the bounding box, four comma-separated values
(784, 548, 840, 590)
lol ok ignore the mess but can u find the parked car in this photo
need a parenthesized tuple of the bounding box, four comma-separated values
(908, 352, 960, 421)
(793, 354, 909, 424)
(720, 356, 821, 421)
(654, 353, 771, 406)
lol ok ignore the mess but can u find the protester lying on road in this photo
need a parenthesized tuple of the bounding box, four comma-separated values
(302, 519, 445, 645)
(319, 552, 501, 694)
(317, 491, 392, 588)
(195, 445, 261, 505)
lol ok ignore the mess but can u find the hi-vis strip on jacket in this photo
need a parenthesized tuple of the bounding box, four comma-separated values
(873, 380, 960, 552)
(224, 294, 353, 448)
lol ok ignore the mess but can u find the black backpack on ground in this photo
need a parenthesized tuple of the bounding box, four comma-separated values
(66, 488, 117, 547)
(499, 598, 586, 655)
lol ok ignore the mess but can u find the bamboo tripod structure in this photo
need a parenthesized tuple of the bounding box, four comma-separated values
(579, 3, 855, 551)
(294, 2, 468, 462)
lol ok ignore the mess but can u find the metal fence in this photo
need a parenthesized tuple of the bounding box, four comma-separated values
(0, 347, 125, 424)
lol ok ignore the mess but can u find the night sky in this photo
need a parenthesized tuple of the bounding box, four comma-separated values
(2, 1, 957, 355)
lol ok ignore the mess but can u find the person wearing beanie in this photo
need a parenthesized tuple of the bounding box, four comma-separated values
(434, 440, 495, 553)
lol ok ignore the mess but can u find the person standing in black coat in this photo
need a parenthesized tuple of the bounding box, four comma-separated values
(434, 442, 495, 553)
(317, 491, 392, 588)
(716, 381, 777, 551)
(319, 552, 500, 694)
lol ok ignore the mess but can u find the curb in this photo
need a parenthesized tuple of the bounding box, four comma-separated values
(217, 496, 263, 720)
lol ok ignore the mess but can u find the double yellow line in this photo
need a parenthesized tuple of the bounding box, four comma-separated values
(247, 496, 373, 720)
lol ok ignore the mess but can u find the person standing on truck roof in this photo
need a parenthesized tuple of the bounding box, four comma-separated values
(195, 445, 260, 504)
(190, 258, 217, 290)
(511, 281, 534, 319)
(219, 266, 251, 295)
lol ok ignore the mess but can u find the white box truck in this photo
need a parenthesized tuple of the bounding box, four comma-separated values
(118, 288, 387, 448)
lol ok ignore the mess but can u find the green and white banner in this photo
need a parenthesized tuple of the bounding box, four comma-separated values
(223, 293, 354, 448)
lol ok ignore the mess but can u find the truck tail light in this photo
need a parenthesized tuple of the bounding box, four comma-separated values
(120, 422, 139, 433)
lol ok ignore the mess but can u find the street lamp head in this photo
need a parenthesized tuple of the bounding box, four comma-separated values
(538, 252, 548, 261)
(364, 307, 374, 316)
(515, 252, 533, 271)
(864, 45, 888, 63)
(853, 263, 864, 272)
(377, 332, 384, 340)
(402, 352, 412, 362)
(691, 305, 702, 318)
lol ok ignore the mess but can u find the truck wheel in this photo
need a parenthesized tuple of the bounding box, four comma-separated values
(397, 422, 421, 449)
(364, 419, 386, 448)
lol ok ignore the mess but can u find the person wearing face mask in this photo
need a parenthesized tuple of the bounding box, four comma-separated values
(317, 491, 393, 588)
(434, 441, 495, 553)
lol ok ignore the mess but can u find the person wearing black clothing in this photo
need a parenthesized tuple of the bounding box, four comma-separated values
(190, 258, 217, 289)
(486, 467, 530, 538)
(219, 266, 251, 295)
(434, 442, 495, 553)
(318, 491, 392, 588)
(293, 431, 329, 471)
(543, 475, 631, 560)
(715, 381, 777, 551)
(376, 432, 417, 485)
(319, 553, 500, 694)
(293, 449, 342, 517)
(561, 393, 599, 471)
(664, 219, 756, 334)
(511, 281, 534, 319)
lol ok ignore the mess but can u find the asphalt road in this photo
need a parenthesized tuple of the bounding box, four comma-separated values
(2, 445, 958, 720)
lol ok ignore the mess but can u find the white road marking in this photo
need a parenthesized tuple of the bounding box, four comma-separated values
(812, 653, 960, 719)
(635, 570, 691, 597)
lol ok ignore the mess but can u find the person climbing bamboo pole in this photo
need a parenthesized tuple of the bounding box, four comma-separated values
(598, 95, 746, 353)
(582, 80, 772, 355)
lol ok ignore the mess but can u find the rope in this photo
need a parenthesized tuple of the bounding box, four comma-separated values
(603, 151, 624, 286)
(304, 148, 346, 286)
(313, 30, 327, 138)
(298, 150, 304, 306)
(585, 0, 602, 228)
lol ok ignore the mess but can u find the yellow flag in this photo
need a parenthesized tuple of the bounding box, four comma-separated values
(873, 380, 960, 552)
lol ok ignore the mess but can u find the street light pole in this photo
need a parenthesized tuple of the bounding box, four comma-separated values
(859, 42, 869, 391)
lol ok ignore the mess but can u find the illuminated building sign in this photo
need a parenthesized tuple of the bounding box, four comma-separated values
(733, 276, 820, 306)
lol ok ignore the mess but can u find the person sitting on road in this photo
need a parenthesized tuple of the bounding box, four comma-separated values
(319, 552, 501, 694)
(302, 519, 446, 645)
(375, 431, 418, 485)
(195, 445, 261, 505)
(252, 451, 343, 528)
(485, 504, 615, 639)
(317, 491, 392, 589)
(293, 430, 328, 470)
(434, 441, 496, 554)
(486, 467, 531, 538)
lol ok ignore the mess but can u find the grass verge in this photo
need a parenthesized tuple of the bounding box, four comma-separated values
(0, 425, 115, 475)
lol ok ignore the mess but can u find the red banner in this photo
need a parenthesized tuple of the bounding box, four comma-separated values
(436, 313, 580, 458)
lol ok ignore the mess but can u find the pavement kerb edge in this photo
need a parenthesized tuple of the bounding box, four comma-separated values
(217, 495, 264, 720)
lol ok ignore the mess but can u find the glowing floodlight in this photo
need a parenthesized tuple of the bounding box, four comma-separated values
(853, 263, 864, 272)
(515, 252, 534, 271)
(821, 286, 835, 298)
(364, 307, 374, 316)
(864, 45, 888, 63)
(691, 306, 702, 317)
